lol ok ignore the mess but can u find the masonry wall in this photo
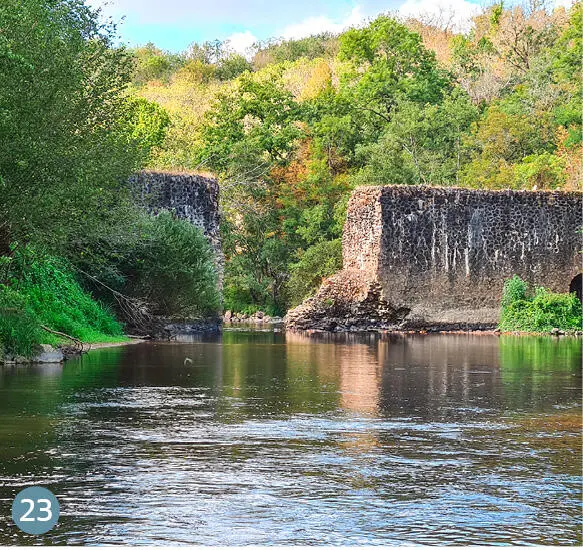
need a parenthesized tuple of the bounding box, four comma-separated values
(343, 187, 383, 273)
(343, 186, 582, 326)
(130, 171, 221, 260)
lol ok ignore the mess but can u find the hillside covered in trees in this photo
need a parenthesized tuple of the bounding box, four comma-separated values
(133, 1, 582, 314)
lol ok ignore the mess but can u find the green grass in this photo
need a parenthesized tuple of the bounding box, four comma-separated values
(1, 246, 125, 357)
(499, 275, 582, 333)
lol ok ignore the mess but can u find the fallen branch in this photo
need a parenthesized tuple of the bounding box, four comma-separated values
(76, 268, 154, 329)
(40, 325, 89, 353)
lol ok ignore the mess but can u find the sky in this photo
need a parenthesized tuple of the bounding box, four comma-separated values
(89, 0, 571, 55)
(88, 0, 482, 54)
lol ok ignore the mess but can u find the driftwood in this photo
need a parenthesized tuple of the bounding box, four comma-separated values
(40, 325, 89, 353)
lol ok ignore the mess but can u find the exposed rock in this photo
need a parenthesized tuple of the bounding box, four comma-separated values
(223, 311, 284, 325)
(285, 269, 410, 332)
(151, 317, 221, 339)
(34, 344, 64, 363)
(2, 344, 67, 364)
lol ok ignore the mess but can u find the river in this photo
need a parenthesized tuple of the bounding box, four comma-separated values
(0, 331, 581, 545)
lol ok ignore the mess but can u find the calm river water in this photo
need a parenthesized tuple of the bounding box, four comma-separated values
(0, 331, 581, 545)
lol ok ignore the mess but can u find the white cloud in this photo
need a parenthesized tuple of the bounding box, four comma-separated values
(398, 0, 480, 33)
(552, 0, 575, 8)
(222, 5, 366, 60)
(225, 30, 258, 58)
(279, 5, 365, 40)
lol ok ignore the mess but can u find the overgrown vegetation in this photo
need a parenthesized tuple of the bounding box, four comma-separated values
(121, 213, 220, 317)
(0, 0, 220, 358)
(499, 276, 582, 333)
(132, 1, 581, 313)
(1, 0, 580, 355)
(0, 246, 124, 357)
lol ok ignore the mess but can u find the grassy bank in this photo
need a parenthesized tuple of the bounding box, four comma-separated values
(0, 246, 124, 358)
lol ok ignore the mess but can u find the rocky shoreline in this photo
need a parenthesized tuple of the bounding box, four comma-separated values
(284, 269, 411, 332)
(283, 269, 582, 336)
(223, 310, 284, 325)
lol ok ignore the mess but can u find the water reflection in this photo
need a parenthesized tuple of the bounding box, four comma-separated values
(0, 333, 580, 545)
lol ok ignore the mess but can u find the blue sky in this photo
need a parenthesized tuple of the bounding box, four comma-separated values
(89, 0, 490, 53)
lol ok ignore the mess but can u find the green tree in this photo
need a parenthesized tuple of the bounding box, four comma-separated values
(131, 43, 184, 85)
(0, 0, 167, 251)
(339, 16, 449, 123)
(287, 239, 342, 308)
(215, 54, 252, 81)
(354, 89, 478, 186)
(124, 213, 220, 317)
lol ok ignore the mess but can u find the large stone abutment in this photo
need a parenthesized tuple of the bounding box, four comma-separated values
(130, 171, 221, 260)
(286, 185, 582, 331)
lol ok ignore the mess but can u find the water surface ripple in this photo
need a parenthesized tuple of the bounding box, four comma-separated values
(0, 332, 580, 545)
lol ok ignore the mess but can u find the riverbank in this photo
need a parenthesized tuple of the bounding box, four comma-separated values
(0, 336, 147, 365)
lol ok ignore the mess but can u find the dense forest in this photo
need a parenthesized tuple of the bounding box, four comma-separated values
(133, 1, 582, 314)
(0, 0, 581, 356)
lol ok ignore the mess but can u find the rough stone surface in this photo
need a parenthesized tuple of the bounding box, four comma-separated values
(34, 344, 64, 363)
(151, 317, 221, 339)
(130, 171, 223, 277)
(285, 269, 410, 331)
(223, 311, 284, 325)
(287, 185, 582, 331)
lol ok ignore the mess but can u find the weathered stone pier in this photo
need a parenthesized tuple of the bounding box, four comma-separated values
(286, 185, 582, 331)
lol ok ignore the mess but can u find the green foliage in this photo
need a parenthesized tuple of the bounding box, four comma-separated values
(124, 213, 220, 317)
(287, 239, 342, 308)
(215, 54, 252, 81)
(514, 152, 567, 189)
(199, 74, 304, 174)
(3, 246, 123, 341)
(122, 4, 583, 317)
(253, 33, 338, 66)
(123, 97, 171, 152)
(0, 245, 123, 357)
(354, 90, 478, 186)
(339, 16, 449, 115)
(0, 0, 168, 250)
(131, 43, 185, 85)
(221, 212, 290, 316)
(499, 276, 582, 333)
(0, 285, 42, 357)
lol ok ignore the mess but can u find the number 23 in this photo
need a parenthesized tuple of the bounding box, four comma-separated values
(19, 498, 52, 522)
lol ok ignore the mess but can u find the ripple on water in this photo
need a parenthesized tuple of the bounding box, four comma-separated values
(0, 334, 580, 545)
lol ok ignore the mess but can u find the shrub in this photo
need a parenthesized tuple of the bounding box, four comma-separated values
(0, 285, 42, 357)
(286, 239, 342, 308)
(126, 212, 220, 317)
(499, 275, 582, 333)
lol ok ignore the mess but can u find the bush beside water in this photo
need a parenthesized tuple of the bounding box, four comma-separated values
(499, 276, 582, 333)
(0, 214, 221, 358)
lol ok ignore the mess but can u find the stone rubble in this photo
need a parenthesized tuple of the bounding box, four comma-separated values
(285, 269, 410, 332)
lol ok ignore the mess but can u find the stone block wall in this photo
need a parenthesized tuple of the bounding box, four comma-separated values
(343, 187, 383, 273)
(287, 185, 581, 330)
(345, 186, 582, 326)
(130, 171, 223, 286)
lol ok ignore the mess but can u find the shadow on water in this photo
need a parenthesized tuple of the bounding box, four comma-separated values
(0, 332, 580, 545)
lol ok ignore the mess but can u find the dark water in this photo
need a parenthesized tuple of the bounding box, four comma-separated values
(0, 331, 581, 545)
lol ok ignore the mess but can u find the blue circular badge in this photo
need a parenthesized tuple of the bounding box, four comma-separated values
(11, 486, 60, 535)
